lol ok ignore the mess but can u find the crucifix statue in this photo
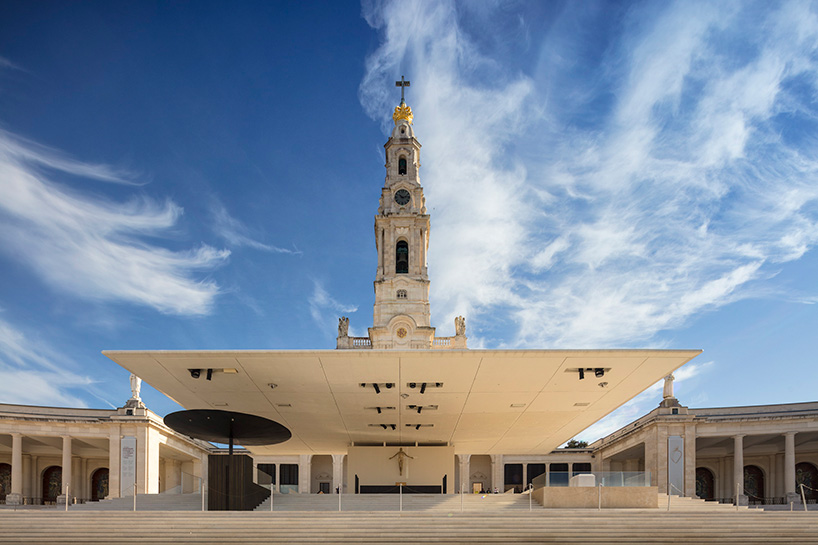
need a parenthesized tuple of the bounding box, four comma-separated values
(389, 447, 414, 476)
(395, 75, 410, 103)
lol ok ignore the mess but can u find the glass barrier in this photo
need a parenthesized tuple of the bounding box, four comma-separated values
(531, 471, 651, 489)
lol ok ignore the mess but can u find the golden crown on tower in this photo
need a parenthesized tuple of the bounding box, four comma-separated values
(393, 100, 413, 125)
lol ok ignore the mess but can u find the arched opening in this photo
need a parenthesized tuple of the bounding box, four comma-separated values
(695, 467, 715, 500)
(796, 462, 818, 501)
(0, 463, 10, 503)
(743, 465, 765, 503)
(91, 468, 109, 501)
(398, 157, 407, 175)
(42, 465, 61, 504)
(396, 240, 409, 274)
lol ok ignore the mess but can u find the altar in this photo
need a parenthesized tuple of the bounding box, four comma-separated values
(347, 445, 454, 494)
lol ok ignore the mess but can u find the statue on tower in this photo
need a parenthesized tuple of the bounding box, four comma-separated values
(124, 373, 146, 409)
(662, 374, 675, 400)
(338, 316, 349, 337)
(455, 316, 466, 337)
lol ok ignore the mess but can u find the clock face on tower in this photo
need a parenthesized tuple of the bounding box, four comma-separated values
(394, 189, 411, 206)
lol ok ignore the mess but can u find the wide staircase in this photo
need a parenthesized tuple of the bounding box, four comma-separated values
(1, 509, 818, 544)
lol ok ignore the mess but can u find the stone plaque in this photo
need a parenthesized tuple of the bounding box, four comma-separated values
(120, 436, 136, 496)
(667, 435, 684, 495)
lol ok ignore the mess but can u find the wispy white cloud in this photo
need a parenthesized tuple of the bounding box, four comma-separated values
(0, 55, 23, 72)
(211, 201, 301, 254)
(308, 281, 359, 337)
(0, 128, 229, 315)
(360, 0, 818, 350)
(0, 316, 95, 407)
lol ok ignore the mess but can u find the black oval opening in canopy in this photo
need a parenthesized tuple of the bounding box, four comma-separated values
(164, 409, 291, 446)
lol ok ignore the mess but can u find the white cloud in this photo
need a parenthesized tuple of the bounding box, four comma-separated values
(360, 1, 818, 350)
(0, 127, 229, 315)
(0, 317, 95, 407)
(308, 282, 359, 338)
(211, 201, 301, 255)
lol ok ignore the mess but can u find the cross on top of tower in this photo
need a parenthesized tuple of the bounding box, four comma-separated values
(396, 76, 410, 104)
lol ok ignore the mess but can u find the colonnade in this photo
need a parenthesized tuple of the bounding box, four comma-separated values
(1, 428, 208, 506)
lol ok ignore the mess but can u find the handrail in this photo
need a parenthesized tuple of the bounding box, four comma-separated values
(667, 482, 684, 511)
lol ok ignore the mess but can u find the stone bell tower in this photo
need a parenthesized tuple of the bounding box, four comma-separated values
(336, 78, 466, 350)
(368, 79, 434, 349)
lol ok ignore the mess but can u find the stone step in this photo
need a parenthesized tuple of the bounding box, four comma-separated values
(657, 494, 749, 511)
(1, 510, 817, 544)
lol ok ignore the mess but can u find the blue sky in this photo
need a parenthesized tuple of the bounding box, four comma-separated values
(1, 0, 817, 443)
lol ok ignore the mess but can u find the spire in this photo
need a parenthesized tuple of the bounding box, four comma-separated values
(393, 75, 413, 125)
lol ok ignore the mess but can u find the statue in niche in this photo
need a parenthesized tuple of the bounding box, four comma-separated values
(663, 374, 675, 399)
(454, 316, 466, 336)
(389, 448, 414, 476)
(338, 316, 349, 337)
(129, 373, 142, 401)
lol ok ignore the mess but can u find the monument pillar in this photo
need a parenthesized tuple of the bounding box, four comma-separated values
(784, 432, 799, 503)
(58, 436, 72, 504)
(490, 455, 498, 492)
(733, 435, 747, 505)
(6, 433, 23, 505)
(457, 454, 470, 494)
(107, 431, 121, 499)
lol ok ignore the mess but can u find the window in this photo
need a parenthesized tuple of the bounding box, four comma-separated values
(398, 157, 407, 175)
(396, 240, 409, 274)
(397, 289, 407, 299)
(280, 464, 298, 486)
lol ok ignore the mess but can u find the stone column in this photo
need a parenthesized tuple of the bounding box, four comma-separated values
(82, 458, 90, 500)
(545, 462, 550, 487)
(493, 454, 503, 492)
(733, 435, 747, 505)
(22, 454, 31, 501)
(784, 432, 799, 503)
(7, 433, 23, 505)
(29, 455, 38, 503)
(457, 454, 470, 494)
(298, 454, 312, 494)
(72, 456, 81, 500)
(522, 462, 529, 490)
(108, 432, 121, 499)
(684, 426, 696, 496)
(331, 454, 344, 494)
(490, 455, 498, 492)
(58, 436, 72, 504)
(767, 454, 777, 499)
(717, 457, 725, 499)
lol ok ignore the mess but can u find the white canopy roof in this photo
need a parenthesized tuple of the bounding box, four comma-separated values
(104, 348, 700, 455)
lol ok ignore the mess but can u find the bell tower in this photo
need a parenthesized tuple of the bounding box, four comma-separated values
(336, 78, 466, 350)
(368, 78, 434, 349)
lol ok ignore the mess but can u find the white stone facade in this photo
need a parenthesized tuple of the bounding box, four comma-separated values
(592, 400, 818, 505)
(0, 402, 210, 505)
